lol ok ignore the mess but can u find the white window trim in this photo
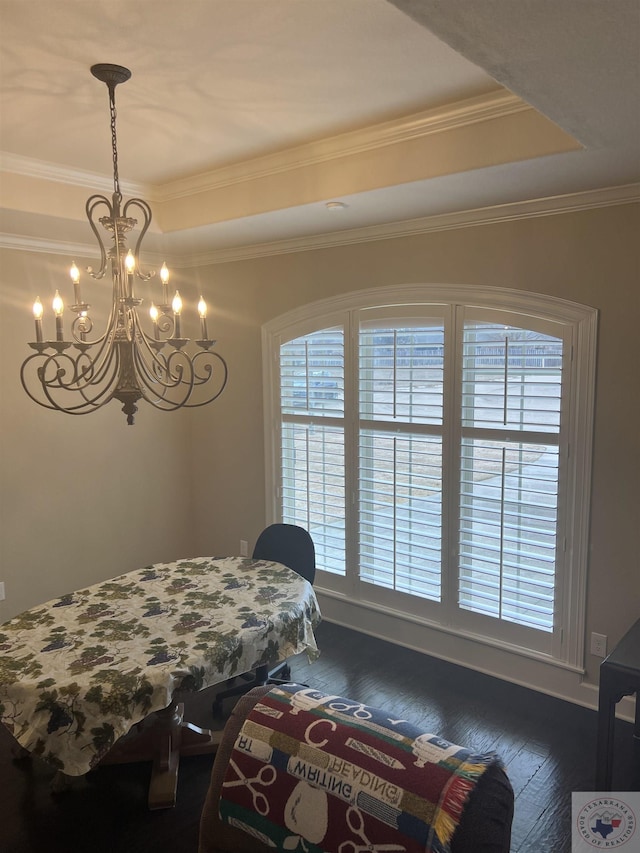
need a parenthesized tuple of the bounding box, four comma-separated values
(263, 284, 597, 671)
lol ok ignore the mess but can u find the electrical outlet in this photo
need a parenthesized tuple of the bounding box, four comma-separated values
(590, 632, 607, 658)
(0, 582, 5, 601)
(239, 540, 248, 557)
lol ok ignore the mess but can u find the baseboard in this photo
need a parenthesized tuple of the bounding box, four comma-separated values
(315, 591, 636, 724)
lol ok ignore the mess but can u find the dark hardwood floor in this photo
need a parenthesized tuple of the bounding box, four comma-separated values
(0, 621, 636, 852)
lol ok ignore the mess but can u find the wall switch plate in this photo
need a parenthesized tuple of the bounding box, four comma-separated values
(239, 540, 249, 557)
(0, 582, 5, 601)
(590, 632, 607, 657)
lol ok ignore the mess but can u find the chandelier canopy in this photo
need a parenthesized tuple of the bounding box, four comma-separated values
(21, 64, 228, 425)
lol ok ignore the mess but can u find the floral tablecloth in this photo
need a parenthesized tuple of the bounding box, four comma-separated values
(0, 556, 321, 776)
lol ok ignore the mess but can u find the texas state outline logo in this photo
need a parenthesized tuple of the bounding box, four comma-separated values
(572, 793, 637, 850)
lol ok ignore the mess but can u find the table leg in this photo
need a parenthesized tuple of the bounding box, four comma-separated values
(146, 702, 222, 809)
(147, 702, 182, 810)
(178, 718, 224, 757)
(99, 700, 222, 809)
(596, 668, 617, 790)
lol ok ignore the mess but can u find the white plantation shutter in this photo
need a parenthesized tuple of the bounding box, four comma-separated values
(360, 429, 443, 599)
(280, 328, 346, 574)
(359, 324, 445, 425)
(458, 439, 559, 629)
(457, 319, 564, 631)
(268, 286, 596, 669)
(359, 321, 445, 600)
(280, 329, 344, 418)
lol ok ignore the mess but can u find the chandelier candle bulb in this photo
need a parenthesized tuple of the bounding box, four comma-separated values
(52, 291, 64, 341)
(32, 298, 43, 343)
(160, 263, 170, 305)
(125, 250, 135, 298)
(198, 296, 208, 340)
(172, 290, 182, 338)
(70, 262, 82, 305)
(149, 303, 159, 339)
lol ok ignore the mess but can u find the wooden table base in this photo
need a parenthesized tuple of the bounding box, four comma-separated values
(52, 701, 222, 809)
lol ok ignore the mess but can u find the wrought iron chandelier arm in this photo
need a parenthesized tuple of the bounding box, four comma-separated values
(19, 348, 118, 415)
(122, 198, 154, 281)
(135, 346, 229, 411)
(84, 194, 114, 280)
(68, 287, 118, 348)
(20, 303, 122, 413)
(134, 327, 177, 381)
(64, 348, 121, 412)
(185, 350, 228, 404)
(134, 344, 190, 396)
(188, 348, 228, 389)
(63, 300, 120, 378)
(74, 326, 121, 390)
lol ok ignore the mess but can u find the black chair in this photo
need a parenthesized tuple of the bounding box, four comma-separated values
(211, 524, 316, 715)
(252, 523, 316, 584)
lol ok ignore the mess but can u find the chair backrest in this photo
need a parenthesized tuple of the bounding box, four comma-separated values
(252, 523, 316, 585)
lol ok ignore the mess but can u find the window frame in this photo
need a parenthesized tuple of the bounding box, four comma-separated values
(263, 284, 597, 671)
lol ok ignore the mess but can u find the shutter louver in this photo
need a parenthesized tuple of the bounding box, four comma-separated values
(281, 329, 343, 418)
(458, 322, 563, 631)
(281, 329, 345, 574)
(359, 322, 445, 600)
(360, 429, 442, 600)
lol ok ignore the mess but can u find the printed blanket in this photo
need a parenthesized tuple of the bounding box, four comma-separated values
(219, 683, 504, 853)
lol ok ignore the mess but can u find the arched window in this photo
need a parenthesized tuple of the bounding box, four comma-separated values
(263, 285, 597, 668)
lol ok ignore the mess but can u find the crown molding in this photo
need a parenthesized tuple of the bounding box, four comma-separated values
(1, 183, 637, 264)
(0, 90, 523, 204)
(172, 182, 640, 267)
(0, 234, 92, 257)
(0, 153, 150, 199)
(0, 233, 166, 266)
(155, 90, 527, 202)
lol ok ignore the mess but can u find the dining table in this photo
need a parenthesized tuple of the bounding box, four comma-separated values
(0, 555, 321, 808)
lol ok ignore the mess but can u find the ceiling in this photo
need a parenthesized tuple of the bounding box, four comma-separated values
(1, 0, 638, 265)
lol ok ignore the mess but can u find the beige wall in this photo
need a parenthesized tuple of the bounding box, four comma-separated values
(0, 249, 196, 621)
(186, 202, 640, 691)
(1, 202, 639, 700)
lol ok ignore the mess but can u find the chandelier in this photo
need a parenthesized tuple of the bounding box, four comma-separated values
(20, 64, 228, 425)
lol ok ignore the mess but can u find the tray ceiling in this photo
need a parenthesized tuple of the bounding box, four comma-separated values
(1, 0, 638, 263)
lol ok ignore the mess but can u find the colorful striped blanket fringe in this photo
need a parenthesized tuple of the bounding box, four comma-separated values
(219, 683, 504, 852)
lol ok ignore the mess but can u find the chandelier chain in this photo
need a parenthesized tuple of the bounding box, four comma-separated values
(109, 85, 121, 198)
